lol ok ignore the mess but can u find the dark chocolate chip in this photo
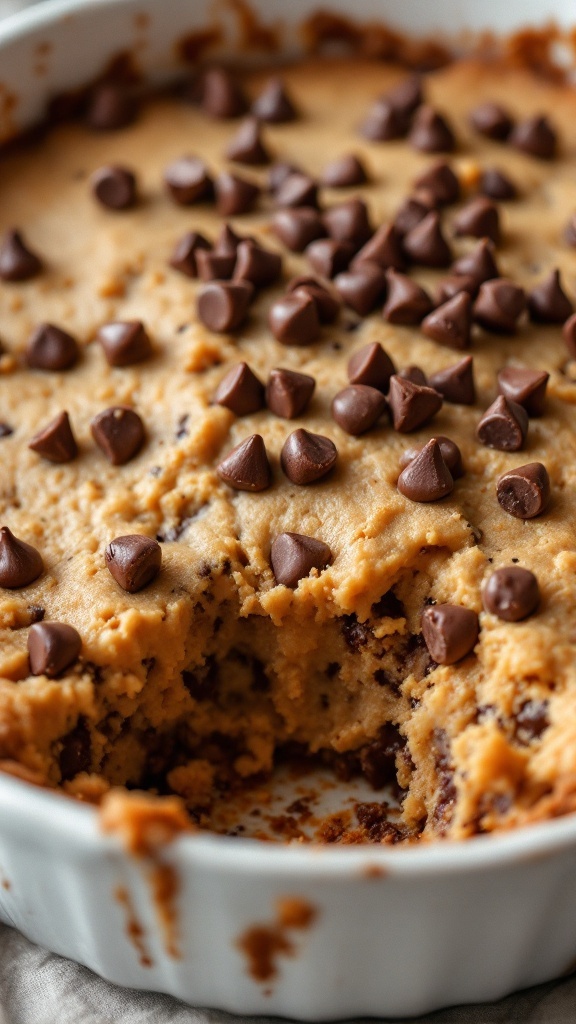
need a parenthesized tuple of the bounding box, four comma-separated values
(272, 207, 325, 252)
(323, 198, 372, 248)
(0, 423, 13, 438)
(86, 84, 137, 130)
(105, 534, 162, 592)
(213, 362, 264, 415)
(360, 101, 404, 141)
(397, 365, 428, 387)
(90, 164, 136, 211)
(164, 156, 213, 205)
(453, 197, 500, 245)
(217, 433, 272, 491)
(59, 718, 91, 781)
(196, 249, 236, 281)
(510, 115, 557, 159)
(306, 238, 354, 278)
(482, 566, 539, 621)
(270, 532, 332, 588)
(527, 269, 573, 324)
(280, 428, 337, 484)
(479, 169, 517, 201)
(266, 368, 315, 419)
(564, 214, 576, 248)
(562, 312, 576, 358)
(321, 154, 368, 188)
(288, 276, 341, 323)
(26, 323, 79, 371)
(397, 438, 454, 501)
(352, 224, 406, 271)
(387, 375, 443, 432)
(469, 102, 513, 140)
(409, 105, 455, 153)
(225, 117, 270, 165)
(28, 411, 78, 463)
(28, 621, 81, 677)
(422, 292, 472, 350)
(452, 238, 499, 286)
(215, 172, 260, 216)
(334, 262, 385, 316)
(0, 229, 42, 282)
(347, 342, 396, 392)
(275, 173, 318, 210)
(169, 231, 211, 277)
(197, 280, 253, 333)
(428, 355, 475, 405)
(436, 273, 479, 304)
(331, 384, 386, 435)
(474, 279, 526, 334)
(268, 292, 320, 345)
(421, 604, 479, 664)
(382, 270, 433, 324)
(251, 77, 297, 123)
(497, 366, 549, 416)
(268, 161, 302, 193)
(414, 162, 460, 206)
(214, 223, 244, 255)
(400, 435, 463, 479)
(91, 406, 145, 464)
(0, 527, 43, 588)
(393, 194, 434, 237)
(201, 68, 248, 119)
(496, 462, 550, 519)
(402, 211, 452, 267)
(476, 396, 528, 451)
(385, 75, 423, 118)
(97, 320, 152, 367)
(233, 240, 282, 288)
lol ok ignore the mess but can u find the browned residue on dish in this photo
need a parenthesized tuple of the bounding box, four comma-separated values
(226, 0, 280, 53)
(361, 863, 388, 879)
(177, 26, 224, 65)
(114, 885, 153, 968)
(299, 11, 452, 70)
(236, 896, 318, 984)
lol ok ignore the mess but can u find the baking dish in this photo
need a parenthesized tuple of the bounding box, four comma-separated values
(1, 0, 576, 1017)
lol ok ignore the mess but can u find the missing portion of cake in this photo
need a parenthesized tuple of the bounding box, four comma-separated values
(1, 51, 576, 843)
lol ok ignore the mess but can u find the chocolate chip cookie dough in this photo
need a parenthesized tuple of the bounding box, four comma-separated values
(1, 52, 576, 842)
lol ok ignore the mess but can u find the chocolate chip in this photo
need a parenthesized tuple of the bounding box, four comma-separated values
(428, 355, 475, 405)
(497, 366, 549, 416)
(562, 312, 576, 358)
(266, 368, 315, 419)
(436, 273, 479, 304)
(385, 74, 423, 117)
(398, 365, 428, 387)
(422, 292, 472, 350)
(268, 292, 320, 345)
(105, 534, 162, 592)
(393, 195, 434, 237)
(201, 68, 248, 119)
(272, 208, 325, 252)
(59, 718, 91, 781)
(197, 280, 253, 333)
(397, 439, 454, 502)
(26, 323, 79, 371)
(452, 238, 499, 286)
(97, 320, 152, 367)
(421, 604, 479, 664)
(469, 102, 513, 140)
(510, 115, 557, 159)
(164, 156, 213, 205)
(528, 269, 573, 324)
(0, 527, 43, 588)
(474, 279, 526, 333)
(334, 263, 385, 315)
(347, 342, 395, 392)
(270, 533, 331, 588)
(28, 621, 81, 677)
(382, 270, 433, 324)
(280, 428, 337, 484)
(90, 164, 136, 210)
(215, 172, 260, 216)
(0, 423, 13, 438)
(217, 433, 272, 491)
(288, 276, 341, 323)
(196, 249, 235, 281)
(331, 384, 386, 435)
(414, 162, 460, 206)
(306, 238, 354, 278)
(360, 101, 404, 141)
(225, 117, 270, 165)
(251, 77, 296, 123)
(321, 154, 368, 188)
(0, 229, 42, 281)
(403, 211, 452, 267)
(91, 406, 145, 464)
(409, 106, 455, 153)
(387, 375, 443, 432)
(213, 362, 264, 415)
(86, 83, 137, 130)
(564, 214, 576, 248)
(352, 224, 405, 272)
(214, 223, 244, 255)
(453, 197, 500, 245)
(476, 396, 528, 451)
(482, 566, 539, 621)
(400, 435, 463, 478)
(28, 411, 78, 463)
(323, 198, 372, 249)
(496, 463, 550, 519)
(275, 173, 318, 209)
(169, 231, 211, 277)
(479, 169, 517, 201)
(233, 240, 282, 288)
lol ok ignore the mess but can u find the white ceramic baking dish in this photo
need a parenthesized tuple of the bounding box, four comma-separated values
(1, 0, 576, 1017)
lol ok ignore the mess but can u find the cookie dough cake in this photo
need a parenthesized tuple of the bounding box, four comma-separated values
(1, 50, 576, 843)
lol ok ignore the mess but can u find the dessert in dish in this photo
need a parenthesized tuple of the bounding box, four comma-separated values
(0, 50, 575, 844)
